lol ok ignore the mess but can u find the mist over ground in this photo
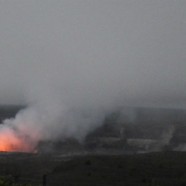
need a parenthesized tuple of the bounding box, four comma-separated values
(0, 1, 186, 149)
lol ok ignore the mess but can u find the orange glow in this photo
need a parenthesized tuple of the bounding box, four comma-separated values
(0, 128, 35, 152)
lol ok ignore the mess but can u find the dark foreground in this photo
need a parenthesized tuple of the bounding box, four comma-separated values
(1, 151, 186, 186)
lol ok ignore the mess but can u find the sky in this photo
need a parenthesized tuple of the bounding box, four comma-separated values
(0, 0, 186, 108)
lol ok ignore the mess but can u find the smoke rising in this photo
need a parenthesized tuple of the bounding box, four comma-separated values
(0, 1, 186, 151)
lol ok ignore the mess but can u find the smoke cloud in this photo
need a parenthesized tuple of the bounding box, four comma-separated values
(0, 1, 186, 151)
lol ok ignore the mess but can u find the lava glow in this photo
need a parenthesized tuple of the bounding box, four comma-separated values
(0, 128, 35, 152)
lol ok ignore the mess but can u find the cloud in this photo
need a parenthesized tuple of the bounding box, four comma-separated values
(0, 0, 186, 150)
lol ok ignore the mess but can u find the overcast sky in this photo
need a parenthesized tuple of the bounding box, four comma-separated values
(0, 0, 186, 108)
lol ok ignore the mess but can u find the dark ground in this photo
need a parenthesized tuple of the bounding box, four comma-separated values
(1, 151, 186, 186)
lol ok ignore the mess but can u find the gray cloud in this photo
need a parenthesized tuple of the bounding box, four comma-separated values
(0, 0, 186, 150)
(0, 0, 185, 106)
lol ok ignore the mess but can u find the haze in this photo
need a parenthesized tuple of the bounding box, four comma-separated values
(0, 0, 186, 144)
(0, 0, 185, 107)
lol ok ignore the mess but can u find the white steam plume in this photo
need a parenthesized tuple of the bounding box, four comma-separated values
(0, 1, 186, 151)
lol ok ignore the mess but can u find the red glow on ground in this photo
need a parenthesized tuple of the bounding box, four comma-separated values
(0, 129, 35, 153)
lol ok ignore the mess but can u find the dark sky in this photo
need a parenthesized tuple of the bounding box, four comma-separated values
(0, 0, 186, 108)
